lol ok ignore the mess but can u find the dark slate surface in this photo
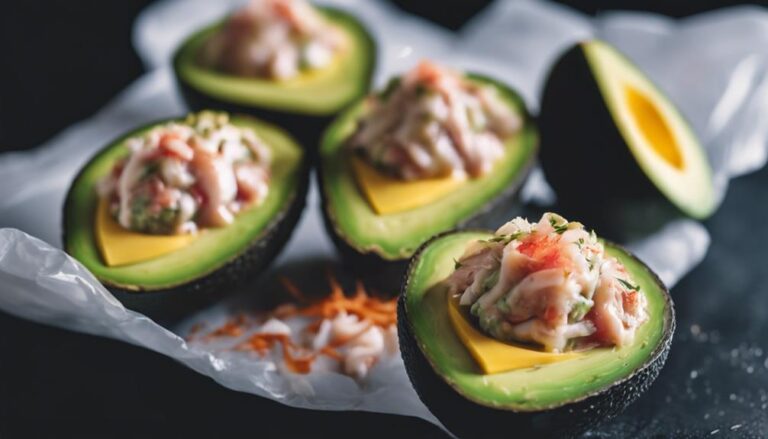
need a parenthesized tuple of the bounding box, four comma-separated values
(1, 1, 766, 438)
(582, 167, 768, 438)
(3, 168, 766, 439)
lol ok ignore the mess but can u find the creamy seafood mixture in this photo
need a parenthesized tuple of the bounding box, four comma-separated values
(200, 0, 346, 80)
(98, 111, 271, 235)
(348, 61, 522, 181)
(445, 213, 648, 352)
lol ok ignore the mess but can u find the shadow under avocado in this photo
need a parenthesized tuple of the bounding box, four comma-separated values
(550, 196, 690, 244)
(212, 256, 397, 317)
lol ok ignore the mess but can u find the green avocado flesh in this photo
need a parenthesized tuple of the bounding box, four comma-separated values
(403, 231, 670, 411)
(320, 76, 538, 261)
(585, 41, 715, 218)
(64, 116, 303, 291)
(540, 40, 715, 221)
(173, 8, 374, 115)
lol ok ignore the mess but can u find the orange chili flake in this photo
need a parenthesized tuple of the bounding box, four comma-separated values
(235, 333, 316, 374)
(319, 346, 344, 362)
(205, 313, 250, 339)
(279, 276, 309, 303)
(184, 322, 207, 342)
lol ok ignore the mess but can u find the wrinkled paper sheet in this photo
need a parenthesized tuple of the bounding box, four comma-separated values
(2, 0, 768, 428)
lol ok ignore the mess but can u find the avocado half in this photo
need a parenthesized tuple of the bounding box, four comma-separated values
(318, 75, 538, 290)
(63, 115, 309, 320)
(398, 230, 674, 438)
(539, 40, 716, 238)
(172, 7, 375, 148)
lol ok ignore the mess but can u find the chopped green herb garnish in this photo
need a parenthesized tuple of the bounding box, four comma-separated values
(616, 278, 641, 292)
(379, 77, 401, 101)
(483, 231, 524, 245)
(548, 217, 569, 234)
(495, 298, 510, 314)
(140, 162, 160, 181)
(568, 299, 593, 323)
(454, 258, 463, 270)
(482, 270, 500, 293)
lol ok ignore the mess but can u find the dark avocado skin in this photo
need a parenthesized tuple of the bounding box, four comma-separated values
(105, 170, 307, 323)
(320, 212, 409, 297)
(318, 74, 537, 293)
(61, 118, 310, 323)
(538, 43, 683, 241)
(171, 8, 376, 154)
(397, 231, 675, 439)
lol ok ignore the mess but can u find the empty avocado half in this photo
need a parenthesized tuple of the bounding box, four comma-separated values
(398, 230, 674, 438)
(539, 40, 716, 238)
(172, 7, 375, 146)
(63, 115, 308, 319)
(318, 74, 538, 288)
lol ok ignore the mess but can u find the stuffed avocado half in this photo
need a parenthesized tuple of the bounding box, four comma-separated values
(539, 40, 716, 238)
(172, 0, 375, 145)
(63, 111, 308, 319)
(319, 62, 538, 286)
(399, 213, 674, 438)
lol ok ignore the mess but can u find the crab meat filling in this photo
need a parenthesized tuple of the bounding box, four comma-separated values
(200, 0, 346, 80)
(444, 213, 648, 352)
(98, 111, 271, 235)
(348, 61, 522, 181)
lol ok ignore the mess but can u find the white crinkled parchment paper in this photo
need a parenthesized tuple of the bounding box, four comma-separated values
(1, 0, 768, 428)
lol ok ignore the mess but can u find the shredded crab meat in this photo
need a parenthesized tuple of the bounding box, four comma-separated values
(444, 213, 648, 352)
(186, 273, 398, 380)
(98, 111, 271, 235)
(200, 0, 346, 80)
(348, 60, 522, 181)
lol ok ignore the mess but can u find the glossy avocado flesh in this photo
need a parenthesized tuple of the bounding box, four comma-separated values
(399, 231, 674, 438)
(539, 40, 715, 239)
(173, 7, 375, 147)
(63, 116, 308, 320)
(319, 75, 538, 286)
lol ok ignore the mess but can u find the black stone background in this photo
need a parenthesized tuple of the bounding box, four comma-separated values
(1, 1, 767, 437)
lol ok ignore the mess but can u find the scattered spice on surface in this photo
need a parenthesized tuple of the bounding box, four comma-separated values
(186, 272, 399, 378)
